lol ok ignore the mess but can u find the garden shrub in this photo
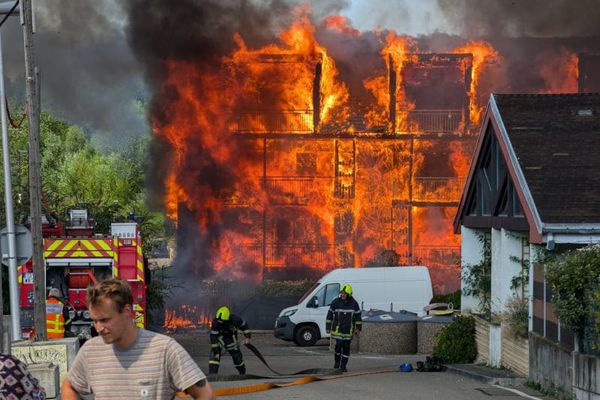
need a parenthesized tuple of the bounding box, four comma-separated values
(433, 315, 477, 364)
(546, 244, 600, 352)
(432, 290, 461, 309)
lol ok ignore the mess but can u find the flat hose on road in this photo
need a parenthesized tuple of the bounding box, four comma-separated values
(176, 343, 398, 397)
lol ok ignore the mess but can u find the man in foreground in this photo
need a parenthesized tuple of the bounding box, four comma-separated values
(61, 279, 215, 400)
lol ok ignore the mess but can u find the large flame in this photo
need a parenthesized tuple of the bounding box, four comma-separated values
(156, 15, 499, 292)
(452, 41, 500, 125)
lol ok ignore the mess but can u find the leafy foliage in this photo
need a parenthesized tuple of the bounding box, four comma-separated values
(254, 279, 315, 298)
(432, 316, 477, 364)
(0, 111, 166, 252)
(546, 245, 600, 351)
(432, 290, 461, 309)
(202, 279, 316, 300)
(503, 296, 528, 338)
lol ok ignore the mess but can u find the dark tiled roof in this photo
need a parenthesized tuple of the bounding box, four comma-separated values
(494, 93, 600, 224)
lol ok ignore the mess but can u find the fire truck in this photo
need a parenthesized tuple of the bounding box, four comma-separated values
(18, 208, 147, 340)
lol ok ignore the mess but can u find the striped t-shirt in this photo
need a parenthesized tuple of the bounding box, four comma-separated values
(67, 328, 206, 399)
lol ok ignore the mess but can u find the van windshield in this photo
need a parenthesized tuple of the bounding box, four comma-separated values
(298, 282, 320, 303)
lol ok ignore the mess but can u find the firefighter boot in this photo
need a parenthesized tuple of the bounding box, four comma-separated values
(208, 364, 219, 375)
(236, 365, 246, 375)
(340, 358, 348, 373)
(334, 353, 341, 369)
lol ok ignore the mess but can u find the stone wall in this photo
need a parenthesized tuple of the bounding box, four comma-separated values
(359, 322, 417, 354)
(529, 333, 573, 395)
(573, 352, 600, 400)
(417, 319, 450, 354)
(12, 337, 80, 387)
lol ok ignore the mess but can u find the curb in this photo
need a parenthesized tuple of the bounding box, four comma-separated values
(445, 365, 526, 386)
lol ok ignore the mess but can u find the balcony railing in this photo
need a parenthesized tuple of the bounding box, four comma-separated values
(229, 110, 314, 133)
(242, 243, 335, 268)
(404, 109, 463, 133)
(412, 176, 465, 203)
(393, 176, 465, 204)
(265, 177, 332, 205)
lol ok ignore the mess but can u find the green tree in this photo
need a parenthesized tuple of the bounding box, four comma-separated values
(546, 245, 600, 352)
(0, 110, 166, 253)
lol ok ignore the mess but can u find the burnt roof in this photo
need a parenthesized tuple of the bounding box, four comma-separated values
(494, 93, 600, 224)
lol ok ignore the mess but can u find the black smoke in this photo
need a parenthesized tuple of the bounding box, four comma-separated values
(3, 0, 146, 146)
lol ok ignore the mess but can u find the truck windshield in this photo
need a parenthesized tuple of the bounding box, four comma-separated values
(298, 282, 320, 303)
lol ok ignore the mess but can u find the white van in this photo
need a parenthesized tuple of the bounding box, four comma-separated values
(274, 266, 433, 346)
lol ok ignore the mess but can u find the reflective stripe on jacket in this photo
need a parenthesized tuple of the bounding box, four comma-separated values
(209, 314, 251, 348)
(46, 297, 65, 339)
(326, 296, 362, 340)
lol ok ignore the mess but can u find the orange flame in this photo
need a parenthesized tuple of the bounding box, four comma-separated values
(156, 14, 488, 292)
(164, 305, 212, 332)
(452, 41, 500, 125)
(539, 49, 579, 93)
(322, 16, 361, 37)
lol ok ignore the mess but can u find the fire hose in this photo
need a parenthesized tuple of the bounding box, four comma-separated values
(176, 343, 398, 397)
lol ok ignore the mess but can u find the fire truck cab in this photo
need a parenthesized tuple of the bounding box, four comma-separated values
(19, 208, 147, 340)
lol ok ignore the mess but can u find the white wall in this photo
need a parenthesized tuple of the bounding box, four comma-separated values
(460, 226, 486, 313)
(491, 228, 525, 315)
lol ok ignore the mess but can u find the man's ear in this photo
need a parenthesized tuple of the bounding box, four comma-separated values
(123, 303, 132, 315)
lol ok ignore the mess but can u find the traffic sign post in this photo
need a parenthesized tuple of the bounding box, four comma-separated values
(1, 224, 33, 267)
(1, 224, 32, 340)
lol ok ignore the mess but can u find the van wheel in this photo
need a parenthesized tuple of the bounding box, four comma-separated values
(294, 325, 318, 346)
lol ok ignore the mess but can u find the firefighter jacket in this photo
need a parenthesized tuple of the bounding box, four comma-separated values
(209, 314, 251, 350)
(46, 297, 68, 339)
(326, 296, 362, 340)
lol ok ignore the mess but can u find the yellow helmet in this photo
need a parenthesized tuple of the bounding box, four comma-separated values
(216, 306, 231, 321)
(340, 283, 352, 296)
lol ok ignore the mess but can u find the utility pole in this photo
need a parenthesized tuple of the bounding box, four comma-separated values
(21, 0, 45, 341)
(0, 0, 22, 343)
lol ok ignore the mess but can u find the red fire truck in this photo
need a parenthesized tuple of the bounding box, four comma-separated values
(18, 209, 147, 340)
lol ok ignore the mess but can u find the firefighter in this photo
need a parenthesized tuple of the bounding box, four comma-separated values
(326, 283, 362, 372)
(208, 306, 251, 375)
(46, 288, 72, 339)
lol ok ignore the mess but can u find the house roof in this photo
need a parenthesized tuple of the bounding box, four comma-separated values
(455, 93, 600, 242)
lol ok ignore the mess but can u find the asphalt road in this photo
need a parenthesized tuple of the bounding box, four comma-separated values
(172, 330, 552, 400)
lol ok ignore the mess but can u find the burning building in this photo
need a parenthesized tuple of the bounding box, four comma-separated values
(124, 1, 592, 330)
(164, 20, 497, 295)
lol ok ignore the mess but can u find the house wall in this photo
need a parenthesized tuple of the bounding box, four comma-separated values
(460, 226, 484, 313)
(491, 228, 524, 315)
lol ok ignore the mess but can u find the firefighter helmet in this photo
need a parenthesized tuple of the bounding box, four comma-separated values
(340, 283, 353, 296)
(216, 306, 231, 321)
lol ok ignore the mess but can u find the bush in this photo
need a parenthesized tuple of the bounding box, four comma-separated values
(546, 244, 600, 350)
(503, 296, 528, 338)
(433, 316, 477, 364)
(432, 290, 461, 309)
(254, 279, 315, 298)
